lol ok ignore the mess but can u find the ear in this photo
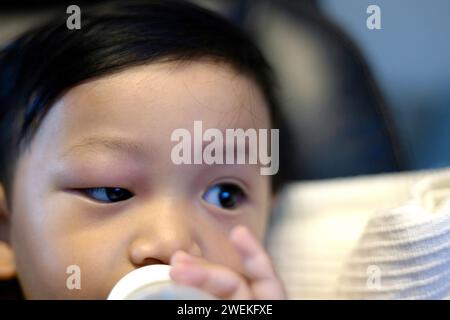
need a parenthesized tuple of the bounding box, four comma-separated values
(0, 183, 16, 280)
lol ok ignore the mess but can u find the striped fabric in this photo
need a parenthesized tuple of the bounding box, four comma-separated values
(338, 174, 450, 299)
(266, 169, 450, 299)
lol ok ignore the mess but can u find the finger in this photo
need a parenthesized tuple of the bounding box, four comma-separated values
(229, 225, 286, 299)
(229, 225, 275, 280)
(170, 250, 253, 300)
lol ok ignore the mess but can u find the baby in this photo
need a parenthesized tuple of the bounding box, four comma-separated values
(0, 0, 288, 299)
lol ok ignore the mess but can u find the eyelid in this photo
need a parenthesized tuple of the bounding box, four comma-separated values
(69, 187, 134, 204)
(204, 177, 250, 198)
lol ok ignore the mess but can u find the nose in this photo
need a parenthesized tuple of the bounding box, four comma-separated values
(127, 199, 201, 267)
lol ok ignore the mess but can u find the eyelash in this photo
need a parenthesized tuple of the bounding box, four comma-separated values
(77, 182, 247, 209)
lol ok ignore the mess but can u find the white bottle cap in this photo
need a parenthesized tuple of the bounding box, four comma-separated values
(107, 264, 172, 300)
(107, 264, 216, 300)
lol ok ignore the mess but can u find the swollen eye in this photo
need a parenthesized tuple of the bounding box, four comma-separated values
(84, 187, 133, 203)
(202, 183, 245, 210)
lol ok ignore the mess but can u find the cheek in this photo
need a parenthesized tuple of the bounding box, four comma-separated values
(195, 221, 244, 273)
(248, 176, 272, 241)
(10, 201, 74, 298)
(9, 170, 127, 298)
(10, 200, 131, 299)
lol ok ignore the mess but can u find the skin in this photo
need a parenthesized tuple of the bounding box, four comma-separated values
(0, 60, 286, 299)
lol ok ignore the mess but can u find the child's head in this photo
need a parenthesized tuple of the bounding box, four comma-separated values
(0, 0, 287, 298)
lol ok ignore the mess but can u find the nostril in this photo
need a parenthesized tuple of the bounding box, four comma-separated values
(136, 257, 166, 268)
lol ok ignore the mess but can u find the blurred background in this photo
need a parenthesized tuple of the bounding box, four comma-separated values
(1, 0, 449, 181)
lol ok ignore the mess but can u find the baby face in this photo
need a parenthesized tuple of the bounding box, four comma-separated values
(6, 61, 273, 299)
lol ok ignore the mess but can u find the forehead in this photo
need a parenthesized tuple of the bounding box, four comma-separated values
(37, 60, 271, 153)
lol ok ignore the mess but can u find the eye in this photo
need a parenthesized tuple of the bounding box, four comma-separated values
(82, 187, 134, 203)
(202, 183, 246, 210)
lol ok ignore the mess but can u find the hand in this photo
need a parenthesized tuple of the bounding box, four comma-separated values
(169, 225, 286, 300)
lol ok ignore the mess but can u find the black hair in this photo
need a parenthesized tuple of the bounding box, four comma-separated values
(0, 0, 290, 206)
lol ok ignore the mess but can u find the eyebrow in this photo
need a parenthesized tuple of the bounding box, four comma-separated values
(60, 136, 148, 160)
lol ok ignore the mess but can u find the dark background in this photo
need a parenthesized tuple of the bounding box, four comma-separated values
(1, 0, 449, 181)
